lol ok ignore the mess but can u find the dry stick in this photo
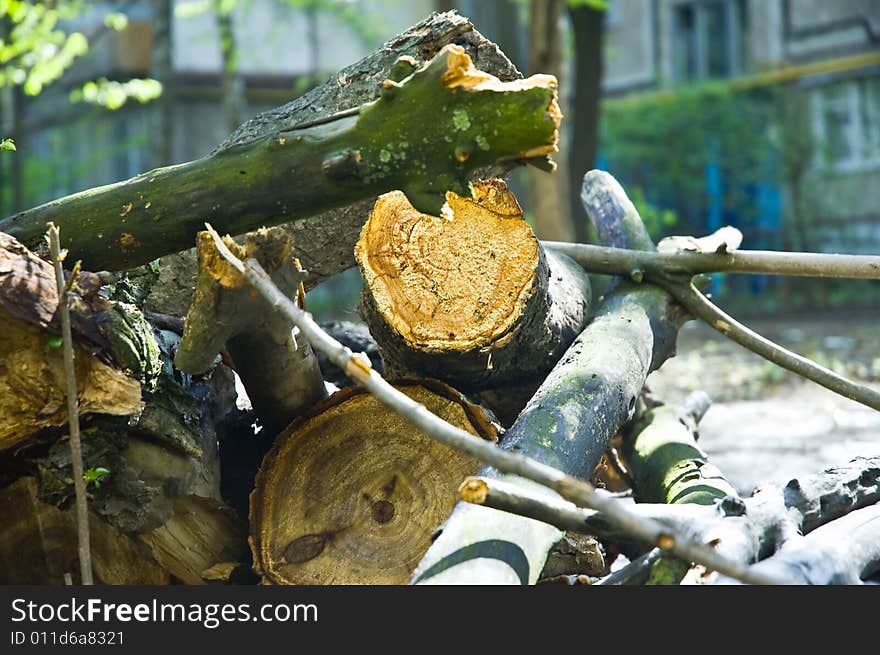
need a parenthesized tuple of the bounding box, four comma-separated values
(665, 282, 880, 411)
(545, 238, 880, 411)
(544, 241, 880, 280)
(204, 223, 790, 586)
(46, 224, 93, 586)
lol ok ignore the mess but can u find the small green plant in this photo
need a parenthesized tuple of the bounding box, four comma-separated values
(43, 335, 63, 353)
(83, 467, 110, 489)
(0, 138, 15, 151)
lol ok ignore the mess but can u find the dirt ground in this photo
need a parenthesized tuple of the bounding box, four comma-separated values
(646, 312, 880, 495)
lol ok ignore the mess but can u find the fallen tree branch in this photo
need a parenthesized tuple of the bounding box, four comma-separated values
(715, 504, 880, 585)
(460, 455, 880, 584)
(46, 224, 93, 586)
(661, 282, 880, 410)
(203, 222, 788, 585)
(2, 43, 558, 272)
(547, 173, 880, 411)
(544, 241, 880, 280)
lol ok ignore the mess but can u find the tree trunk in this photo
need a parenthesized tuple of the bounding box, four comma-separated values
(411, 171, 688, 585)
(151, 0, 174, 168)
(567, 4, 605, 243)
(356, 178, 591, 421)
(527, 0, 573, 241)
(0, 14, 541, 278)
(249, 380, 498, 585)
(214, 0, 246, 132)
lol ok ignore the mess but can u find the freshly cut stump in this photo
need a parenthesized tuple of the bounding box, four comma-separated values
(356, 179, 591, 396)
(249, 380, 498, 585)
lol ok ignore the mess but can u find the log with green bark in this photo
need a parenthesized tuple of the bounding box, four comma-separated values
(621, 391, 739, 584)
(134, 11, 527, 319)
(0, 38, 558, 274)
(411, 170, 688, 585)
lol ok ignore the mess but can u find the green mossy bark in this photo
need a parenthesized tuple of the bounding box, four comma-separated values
(0, 47, 558, 272)
(623, 396, 739, 585)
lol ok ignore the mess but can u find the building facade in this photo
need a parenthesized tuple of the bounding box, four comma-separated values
(3, 0, 433, 213)
(601, 0, 880, 259)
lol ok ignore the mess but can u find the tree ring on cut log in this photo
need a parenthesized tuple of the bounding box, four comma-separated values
(356, 179, 591, 413)
(356, 179, 539, 353)
(249, 379, 497, 585)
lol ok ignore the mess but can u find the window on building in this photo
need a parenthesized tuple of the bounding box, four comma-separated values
(672, 0, 748, 83)
(814, 77, 880, 171)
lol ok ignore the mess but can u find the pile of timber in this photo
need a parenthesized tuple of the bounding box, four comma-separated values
(1, 11, 877, 587)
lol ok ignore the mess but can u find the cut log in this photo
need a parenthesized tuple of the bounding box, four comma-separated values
(249, 379, 498, 585)
(0, 477, 169, 585)
(411, 170, 687, 585)
(1, 41, 558, 273)
(356, 179, 591, 412)
(174, 227, 326, 433)
(0, 231, 157, 450)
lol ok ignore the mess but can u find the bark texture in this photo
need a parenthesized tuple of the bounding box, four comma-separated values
(357, 179, 591, 405)
(1, 16, 549, 277)
(411, 170, 687, 585)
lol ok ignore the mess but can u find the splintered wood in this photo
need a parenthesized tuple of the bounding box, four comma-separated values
(249, 381, 497, 585)
(357, 179, 540, 352)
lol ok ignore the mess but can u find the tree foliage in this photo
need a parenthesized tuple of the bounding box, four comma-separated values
(1, 1, 160, 109)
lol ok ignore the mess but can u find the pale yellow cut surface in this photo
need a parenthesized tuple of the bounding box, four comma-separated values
(356, 179, 540, 351)
(250, 383, 496, 585)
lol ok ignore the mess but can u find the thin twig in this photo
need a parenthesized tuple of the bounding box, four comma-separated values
(664, 282, 880, 411)
(46, 223, 93, 586)
(204, 223, 790, 585)
(544, 241, 880, 280)
(545, 233, 880, 411)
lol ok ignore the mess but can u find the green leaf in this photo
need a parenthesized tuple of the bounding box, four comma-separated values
(0, 138, 14, 151)
(84, 466, 110, 489)
(567, 0, 608, 9)
(103, 12, 129, 32)
(43, 335, 63, 352)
